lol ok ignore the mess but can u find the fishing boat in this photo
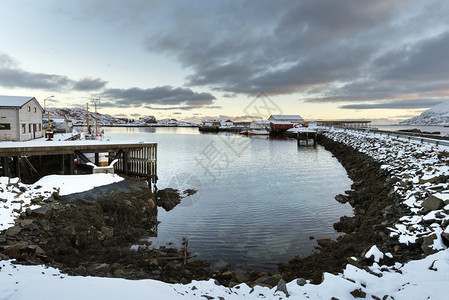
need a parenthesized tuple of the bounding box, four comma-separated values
(247, 129, 270, 136)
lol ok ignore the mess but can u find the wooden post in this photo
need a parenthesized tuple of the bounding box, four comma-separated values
(68, 154, 74, 175)
(2, 157, 9, 177)
(13, 156, 20, 179)
(95, 153, 99, 165)
(59, 155, 65, 175)
(123, 151, 129, 175)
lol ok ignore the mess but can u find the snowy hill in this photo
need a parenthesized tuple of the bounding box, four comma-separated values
(399, 101, 449, 125)
(46, 108, 197, 127)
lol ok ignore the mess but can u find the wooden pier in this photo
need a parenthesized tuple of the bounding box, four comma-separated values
(296, 131, 317, 146)
(0, 141, 157, 185)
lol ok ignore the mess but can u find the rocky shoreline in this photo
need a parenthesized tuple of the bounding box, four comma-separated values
(1, 132, 439, 289)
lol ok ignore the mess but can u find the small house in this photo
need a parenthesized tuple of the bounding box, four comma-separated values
(0, 96, 44, 141)
(249, 120, 271, 129)
(220, 119, 233, 127)
(268, 115, 304, 123)
(202, 120, 221, 127)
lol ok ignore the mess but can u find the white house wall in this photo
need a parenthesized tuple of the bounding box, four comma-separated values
(0, 108, 19, 141)
(18, 98, 44, 141)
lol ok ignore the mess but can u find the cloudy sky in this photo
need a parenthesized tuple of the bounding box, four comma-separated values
(1, 0, 448, 124)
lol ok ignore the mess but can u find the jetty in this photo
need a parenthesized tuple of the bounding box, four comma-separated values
(0, 140, 157, 184)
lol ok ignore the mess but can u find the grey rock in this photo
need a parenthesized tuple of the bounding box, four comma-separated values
(441, 233, 449, 247)
(275, 279, 289, 296)
(297, 278, 307, 286)
(421, 234, 438, 255)
(31, 206, 51, 218)
(6, 226, 22, 237)
(422, 196, 444, 213)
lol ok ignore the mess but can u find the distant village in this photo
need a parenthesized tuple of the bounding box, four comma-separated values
(0, 95, 372, 142)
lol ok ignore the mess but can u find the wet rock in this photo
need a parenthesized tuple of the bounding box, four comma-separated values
(3, 241, 28, 258)
(316, 238, 337, 250)
(235, 273, 248, 283)
(335, 194, 349, 204)
(421, 196, 444, 213)
(254, 275, 279, 287)
(31, 206, 51, 218)
(6, 225, 22, 237)
(156, 188, 182, 211)
(20, 219, 34, 227)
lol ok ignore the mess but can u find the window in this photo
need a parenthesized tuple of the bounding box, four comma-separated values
(27, 106, 31, 112)
(29, 124, 32, 133)
(34, 107, 36, 112)
(22, 124, 26, 133)
(0, 123, 11, 130)
(38, 123, 41, 131)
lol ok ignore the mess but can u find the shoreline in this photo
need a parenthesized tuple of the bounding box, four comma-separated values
(1, 129, 447, 291)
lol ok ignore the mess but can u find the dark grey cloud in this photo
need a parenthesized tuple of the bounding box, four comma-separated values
(340, 99, 445, 110)
(0, 52, 107, 92)
(100, 86, 216, 109)
(141, 0, 449, 105)
(74, 77, 108, 91)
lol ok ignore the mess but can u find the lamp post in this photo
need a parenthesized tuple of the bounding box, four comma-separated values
(43, 95, 54, 111)
(43, 95, 54, 140)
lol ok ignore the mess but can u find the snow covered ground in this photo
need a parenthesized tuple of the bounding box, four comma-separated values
(1, 128, 449, 299)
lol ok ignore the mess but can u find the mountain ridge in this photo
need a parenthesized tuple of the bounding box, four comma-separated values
(398, 101, 449, 126)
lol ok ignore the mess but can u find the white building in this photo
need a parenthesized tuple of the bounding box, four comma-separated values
(220, 119, 233, 127)
(249, 120, 271, 129)
(0, 96, 44, 141)
(268, 115, 304, 123)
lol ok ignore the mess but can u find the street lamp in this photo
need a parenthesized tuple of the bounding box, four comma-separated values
(43, 95, 54, 111)
(43, 95, 54, 140)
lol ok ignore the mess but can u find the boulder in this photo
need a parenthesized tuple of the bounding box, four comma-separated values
(6, 225, 22, 237)
(296, 278, 307, 286)
(335, 194, 349, 204)
(31, 206, 51, 218)
(422, 196, 445, 213)
(275, 279, 289, 296)
(421, 234, 438, 255)
(441, 233, 449, 247)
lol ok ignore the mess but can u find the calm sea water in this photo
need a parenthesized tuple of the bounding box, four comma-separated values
(377, 125, 449, 136)
(106, 127, 353, 272)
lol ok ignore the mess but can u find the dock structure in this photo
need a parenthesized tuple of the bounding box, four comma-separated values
(295, 131, 317, 146)
(0, 141, 157, 185)
(316, 120, 371, 128)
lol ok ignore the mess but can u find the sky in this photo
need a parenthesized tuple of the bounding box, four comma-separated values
(1, 0, 449, 124)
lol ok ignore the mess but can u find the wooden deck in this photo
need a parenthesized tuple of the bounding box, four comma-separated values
(0, 141, 157, 184)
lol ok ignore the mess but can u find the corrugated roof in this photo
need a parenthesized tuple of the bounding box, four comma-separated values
(270, 115, 304, 120)
(0, 95, 34, 108)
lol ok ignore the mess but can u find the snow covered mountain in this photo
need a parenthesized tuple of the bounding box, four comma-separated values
(45, 108, 196, 127)
(398, 102, 449, 126)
